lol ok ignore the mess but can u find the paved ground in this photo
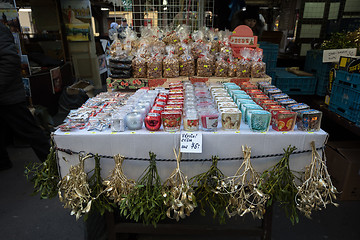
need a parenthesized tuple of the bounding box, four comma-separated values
(1, 97, 360, 240)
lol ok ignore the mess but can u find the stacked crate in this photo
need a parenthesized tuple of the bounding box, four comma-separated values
(259, 41, 279, 83)
(304, 49, 332, 96)
(272, 68, 316, 95)
(329, 71, 360, 125)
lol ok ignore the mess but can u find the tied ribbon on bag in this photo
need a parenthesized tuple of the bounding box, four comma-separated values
(163, 149, 197, 221)
(295, 141, 339, 218)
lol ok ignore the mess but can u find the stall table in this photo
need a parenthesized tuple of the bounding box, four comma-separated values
(54, 126, 327, 240)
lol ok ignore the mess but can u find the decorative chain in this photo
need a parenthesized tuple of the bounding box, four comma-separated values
(55, 146, 325, 162)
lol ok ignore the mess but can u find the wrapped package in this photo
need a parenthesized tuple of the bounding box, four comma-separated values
(236, 48, 252, 78)
(251, 49, 266, 78)
(179, 45, 195, 76)
(132, 50, 147, 78)
(197, 49, 214, 77)
(228, 56, 237, 77)
(215, 54, 228, 77)
(163, 46, 179, 78)
(147, 54, 163, 79)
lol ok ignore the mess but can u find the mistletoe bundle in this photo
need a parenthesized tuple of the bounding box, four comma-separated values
(119, 152, 166, 226)
(24, 140, 59, 199)
(103, 154, 135, 204)
(57, 153, 93, 220)
(163, 149, 197, 221)
(216, 146, 268, 219)
(259, 145, 299, 224)
(296, 141, 339, 218)
(191, 156, 229, 224)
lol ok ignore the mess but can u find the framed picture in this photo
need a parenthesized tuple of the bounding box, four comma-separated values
(50, 67, 62, 94)
(65, 23, 90, 41)
(98, 54, 107, 74)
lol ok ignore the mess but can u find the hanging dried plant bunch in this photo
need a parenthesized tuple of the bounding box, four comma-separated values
(216, 146, 269, 219)
(103, 154, 135, 204)
(191, 156, 229, 224)
(119, 152, 167, 227)
(163, 149, 197, 221)
(259, 145, 299, 225)
(296, 141, 339, 218)
(58, 153, 93, 220)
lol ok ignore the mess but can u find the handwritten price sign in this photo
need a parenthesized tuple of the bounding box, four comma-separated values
(180, 132, 202, 153)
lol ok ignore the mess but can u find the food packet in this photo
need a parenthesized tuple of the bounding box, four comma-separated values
(251, 49, 266, 78)
(163, 46, 179, 78)
(197, 47, 214, 77)
(208, 30, 220, 54)
(228, 55, 237, 77)
(147, 53, 163, 79)
(132, 49, 147, 78)
(163, 31, 180, 45)
(191, 30, 205, 59)
(179, 45, 195, 76)
(236, 48, 252, 78)
(215, 54, 228, 77)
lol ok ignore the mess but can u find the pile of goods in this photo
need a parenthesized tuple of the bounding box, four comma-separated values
(58, 81, 322, 133)
(108, 26, 267, 80)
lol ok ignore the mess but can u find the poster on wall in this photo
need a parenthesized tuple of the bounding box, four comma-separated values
(65, 23, 90, 41)
(0, 0, 16, 8)
(60, 0, 91, 24)
(0, 8, 20, 32)
(50, 67, 62, 94)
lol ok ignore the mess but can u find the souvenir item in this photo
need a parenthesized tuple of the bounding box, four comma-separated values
(145, 113, 162, 131)
(220, 108, 241, 130)
(247, 110, 271, 132)
(199, 109, 219, 131)
(183, 109, 199, 131)
(296, 109, 322, 132)
(125, 112, 143, 130)
(162, 110, 182, 132)
(272, 110, 297, 131)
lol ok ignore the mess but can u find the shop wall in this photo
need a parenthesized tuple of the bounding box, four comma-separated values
(30, 0, 59, 32)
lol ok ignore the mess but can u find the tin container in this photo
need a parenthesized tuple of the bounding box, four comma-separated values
(247, 110, 271, 132)
(229, 89, 246, 98)
(220, 108, 241, 130)
(215, 96, 234, 104)
(252, 94, 269, 105)
(218, 102, 238, 110)
(162, 110, 182, 132)
(257, 81, 271, 91)
(234, 94, 251, 104)
(145, 113, 162, 131)
(226, 84, 241, 93)
(278, 98, 297, 108)
(270, 93, 289, 102)
(264, 87, 281, 96)
(272, 110, 297, 131)
(183, 109, 200, 131)
(236, 99, 256, 109)
(287, 103, 310, 112)
(296, 109, 322, 131)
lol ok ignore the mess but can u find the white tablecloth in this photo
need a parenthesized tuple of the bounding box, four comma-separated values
(54, 125, 328, 181)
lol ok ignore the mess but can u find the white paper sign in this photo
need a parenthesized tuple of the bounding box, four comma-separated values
(180, 132, 202, 153)
(323, 48, 357, 63)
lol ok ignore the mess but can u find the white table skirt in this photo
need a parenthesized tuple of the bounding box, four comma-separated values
(54, 125, 328, 181)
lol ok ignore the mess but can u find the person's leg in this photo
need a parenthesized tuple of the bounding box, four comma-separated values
(1, 102, 50, 162)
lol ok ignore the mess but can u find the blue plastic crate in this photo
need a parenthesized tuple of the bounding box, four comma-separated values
(259, 41, 278, 71)
(329, 83, 360, 124)
(304, 50, 332, 96)
(334, 70, 360, 91)
(273, 68, 316, 95)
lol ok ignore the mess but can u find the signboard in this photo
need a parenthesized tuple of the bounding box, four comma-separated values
(180, 132, 202, 153)
(323, 48, 357, 63)
(229, 25, 258, 58)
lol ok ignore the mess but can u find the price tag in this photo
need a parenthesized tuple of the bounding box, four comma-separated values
(91, 132, 96, 134)
(308, 132, 314, 134)
(64, 132, 70, 135)
(111, 132, 117, 134)
(235, 131, 240, 133)
(130, 132, 136, 134)
(281, 131, 288, 134)
(149, 132, 155, 134)
(180, 132, 202, 153)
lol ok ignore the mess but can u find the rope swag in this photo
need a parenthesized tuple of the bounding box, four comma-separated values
(24, 142, 338, 225)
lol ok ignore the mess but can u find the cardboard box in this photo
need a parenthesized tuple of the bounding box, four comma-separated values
(325, 141, 360, 201)
(338, 56, 360, 73)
